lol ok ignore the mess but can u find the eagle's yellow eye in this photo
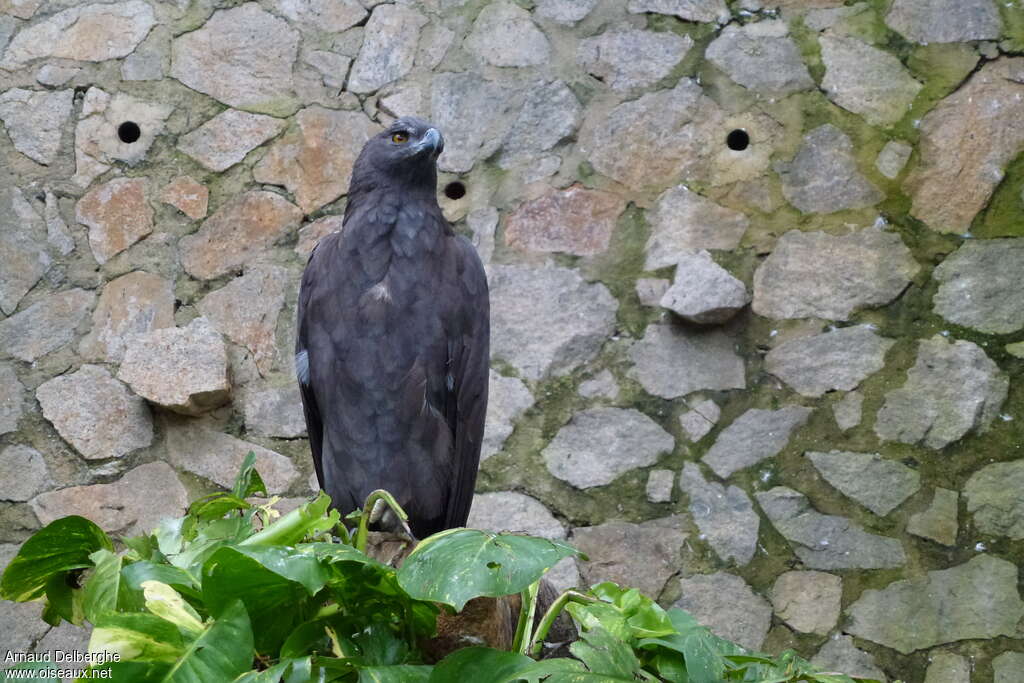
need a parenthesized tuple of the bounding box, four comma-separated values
(392, 132, 409, 144)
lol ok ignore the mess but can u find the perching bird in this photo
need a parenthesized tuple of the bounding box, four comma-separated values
(295, 117, 490, 539)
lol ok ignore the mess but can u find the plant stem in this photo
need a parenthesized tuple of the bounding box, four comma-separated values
(528, 591, 599, 658)
(511, 579, 540, 655)
(354, 490, 409, 553)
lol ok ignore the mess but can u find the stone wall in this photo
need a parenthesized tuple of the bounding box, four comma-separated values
(2, 0, 1024, 679)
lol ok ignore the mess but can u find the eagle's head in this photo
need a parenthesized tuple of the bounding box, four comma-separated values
(350, 116, 445, 193)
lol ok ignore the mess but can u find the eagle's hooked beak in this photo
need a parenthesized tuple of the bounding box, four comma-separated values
(416, 127, 444, 159)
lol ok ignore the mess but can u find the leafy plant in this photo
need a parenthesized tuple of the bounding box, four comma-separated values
(1, 455, 888, 682)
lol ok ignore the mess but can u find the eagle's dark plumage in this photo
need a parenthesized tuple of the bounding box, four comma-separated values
(295, 117, 489, 539)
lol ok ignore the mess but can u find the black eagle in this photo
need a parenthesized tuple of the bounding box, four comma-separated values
(295, 117, 490, 539)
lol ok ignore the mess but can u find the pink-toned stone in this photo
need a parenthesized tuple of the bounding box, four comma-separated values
(254, 107, 380, 214)
(36, 365, 153, 460)
(199, 265, 291, 376)
(295, 215, 344, 258)
(180, 191, 303, 280)
(160, 176, 208, 220)
(177, 109, 287, 172)
(505, 185, 625, 256)
(164, 416, 299, 494)
(117, 317, 231, 416)
(30, 462, 188, 536)
(76, 177, 153, 264)
(78, 271, 176, 362)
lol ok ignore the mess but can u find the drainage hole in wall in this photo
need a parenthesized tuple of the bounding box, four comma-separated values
(444, 181, 466, 200)
(726, 129, 750, 151)
(118, 121, 141, 144)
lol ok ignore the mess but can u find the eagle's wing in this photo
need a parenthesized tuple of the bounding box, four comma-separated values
(443, 235, 490, 530)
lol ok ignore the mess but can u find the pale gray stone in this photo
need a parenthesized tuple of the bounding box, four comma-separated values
(807, 451, 920, 516)
(646, 469, 675, 503)
(803, 4, 869, 31)
(778, 125, 883, 214)
(675, 573, 772, 650)
(644, 186, 749, 270)
(37, 365, 153, 460)
(635, 279, 670, 307)
(906, 59, 1024, 233)
(924, 652, 970, 683)
(0, 17, 17, 57)
(164, 418, 299, 494)
(489, 265, 617, 381)
(628, 323, 745, 400)
(499, 81, 581, 165)
(964, 460, 1024, 540)
(304, 50, 352, 89)
(416, 22, 454, 70)
(432, 72, 517, 174)
(755, 487, 906, 569)
(467, 492, 565, 540)
(117, 317, 231, 416)
(833, 391, 863, 431)
(546, 556, 581, 594)
(0, 363, 24, 437)
(933, 238, 1024, 334)
(679, 398, 720, 442)
(348, 4, 427, 94)
(770, 570, 841, 635)
(0, 289, 95, 362)
(0, 445, 47, 502)
(875, 335, 1008, 449)
(178, 109, 287, 172)
(78, 271, 176, 363)
(660, 249, 749, 324)
(811, 636, 888, 681)
(170, 4, 300, 115)
(0, 0, 156, 69)
(752, 228, 919, 321)
(679, 463, 759, 565)
(578, 370, 618, 400)
(199, 265, 290, 377)
(876, 140, 913, 180)
(275, 0, 366, 32)
(570, 516, 687, 598)
(243, 385, 306, 439)
(482, 370, 534, 461)
(543, 407, 674, 489)
(0, 187, 49, 315)
(820, 33, 922, 126)
(31, 462, 188, 536)
(121, 40, 165, 81)
(578, 30, 692, 94)
(35, 64, 80, 86)
(34, 619, 90, 666)
(467, 208, 497, 266)
(627, 0, 729, 23)
(0, 88, 73, 165)
(847, 555, 1023, 654)
(702, 407, 811, 478)
(765, 325, 895, 397)
(994, 652, 1024, 683)
(886, 0, 1001, 44)
(0, 599, 47, 655)
(44, 191, 74, 257)
(908, 488, 958, 546)
(705, 21, 813, 96)
(465, 1, 550, 68)
(535, 0, 599, 24)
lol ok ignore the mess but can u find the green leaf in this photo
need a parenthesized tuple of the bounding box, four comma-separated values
(191, 495, 252, 521)
(241, 493, 339, 548)
(83, 549, 124, 623)
(397, 529, 581, 611)
(357, 665, 433, 683)
(42, 570, 85, 626)
(89, 612, 186, 662)
(160, 599, 254, 682)
(636, 608, 742, 683)
(232, 657, 313, 683)
(1, 516, 113, 602)
(142, 581, 205, 636)
(122, 561, 200, 607)
(428, 648, 581, 683)
(564, 626, 646, 681)
(229, 546, 330, 595)
(232, 451, 268, 499)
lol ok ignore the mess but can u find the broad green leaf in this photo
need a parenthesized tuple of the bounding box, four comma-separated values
(232, 452, 268, 499)
(397, 529, 581, 611)
(83, 549, 123, 623)
(142, 581, 204, 636)
(191, 495, 252, 521)
(357, 665, 433, 683)
(89, 612, 186, 662)
(428, 647, 582, 683)
(42, 570, 85, 626)
(564, 626, 646, 681)
(1, 516, 112, 602)
(121, 561, 200, 606)
(154, 517, 187, 556)
(241, 492, 338, 548)
(202, 546, 314, 654)
(637, 608, 741, 683)
(160, 599, 254, 682)
(229, 546, 330, 595)
(233, 657, 313, 682)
